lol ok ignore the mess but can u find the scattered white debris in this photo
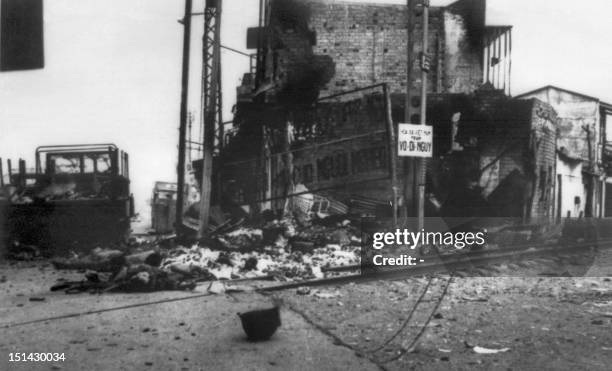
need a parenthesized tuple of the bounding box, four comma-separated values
(225, 228, 263, 238)
(473, 346, 510, 354)
(160, 215, 361, 282)
(207, 281, 225, 295)
(313, 290, 342, 299)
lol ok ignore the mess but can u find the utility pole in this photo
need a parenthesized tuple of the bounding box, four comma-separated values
(198, 0, 223, 239)
(384, 83, 399, 228)
(202, 0, 224, 154)
(417, 1, 430, 231)
(7, 159, 12, 185)
(175, 0, 193, 234)
(404, 0, 416, 226)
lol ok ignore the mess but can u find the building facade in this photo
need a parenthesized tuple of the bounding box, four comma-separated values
(225, 0, 562, 224)
(242, 0, 510, 105)
(517, 85, 612, 218)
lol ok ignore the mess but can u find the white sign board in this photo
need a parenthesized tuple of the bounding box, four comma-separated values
(398, 123, 433, 158)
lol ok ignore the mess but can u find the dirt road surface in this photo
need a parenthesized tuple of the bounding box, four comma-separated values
(1, 254, 612, 371)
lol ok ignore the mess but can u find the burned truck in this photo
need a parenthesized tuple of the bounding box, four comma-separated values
(0, 144, 134, 253)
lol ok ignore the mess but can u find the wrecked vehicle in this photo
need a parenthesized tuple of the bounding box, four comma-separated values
(1, 144, 134, 253)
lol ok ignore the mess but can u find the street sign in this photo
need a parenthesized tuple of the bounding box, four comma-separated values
(420, 52, 431, 72)
(398, 123, 433, 158)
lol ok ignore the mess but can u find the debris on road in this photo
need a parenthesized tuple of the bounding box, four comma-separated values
(45, 213, 361, 293)
(238, 306, 281, 342)
(207, 281, 226, 295)
(49, 245, 197, 293)
(312, 290, 342, 299)
(51, 247, 126, 272)
(472, 346, 511, 354)
(7, 242, 42, 261)
(460, 295, 488, 302)
(161, 215, 361, 282)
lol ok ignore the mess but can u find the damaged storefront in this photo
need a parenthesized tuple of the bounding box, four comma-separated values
(207, 0, 559, 229)
(418, 88, 558, 223)
(218, 87, 559, 227)
(220, 85, 394, 218)
(517, 85, 612, 219)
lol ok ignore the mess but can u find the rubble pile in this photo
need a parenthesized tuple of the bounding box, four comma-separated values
(47, 213, 362, 293)
(162, 215, 361, 282)
(6, 241, 44, 260)
(3, 176, 114, 205)
(49, 244, 196, 293)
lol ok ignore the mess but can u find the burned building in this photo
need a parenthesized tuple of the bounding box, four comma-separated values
(242, 0, 510, 104)
(517, 85, 612, 219)
(221, 0, 558, 224)
(225, 87, 394, 214)
(418, 87, 558, 221)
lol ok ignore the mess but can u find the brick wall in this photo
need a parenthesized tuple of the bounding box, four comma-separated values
(306, 1, 445, 96)
(518, 87, 600, 164)
(528, 99, 558, 220)
(518, 86, 603, 218)
(265, 0, 486, 102)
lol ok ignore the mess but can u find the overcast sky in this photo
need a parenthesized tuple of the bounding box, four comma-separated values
(1, 0, 611, 218)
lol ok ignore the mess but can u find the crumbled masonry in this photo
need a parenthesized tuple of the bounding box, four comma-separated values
(47, 213, 362, 293)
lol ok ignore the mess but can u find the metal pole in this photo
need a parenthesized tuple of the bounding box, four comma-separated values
(187, 112, 192, 163)
(7, 159, 13, 185)
(508, 30, 512, 95)
(0, 158, 3, 187)
(404, 0, 416, 226)
(255, 0, 265, 89)
(176, 0, 193, 234)
(18, 159, 26, 187)
(215, 58, 224, 205)
(384, 84, 399, 227)
(417, 1, 429, 232)
(198, 0, 223, 239)
(217, 63, 224, 152)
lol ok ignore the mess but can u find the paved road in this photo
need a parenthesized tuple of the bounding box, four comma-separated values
(3, 247, 612, 371)
(0, 263, 378, 371)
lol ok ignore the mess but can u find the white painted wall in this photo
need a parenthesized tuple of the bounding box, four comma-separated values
(556, 156, 586, 218)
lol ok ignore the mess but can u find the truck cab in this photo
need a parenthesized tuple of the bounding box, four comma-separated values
(2, 144, 134, 252)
